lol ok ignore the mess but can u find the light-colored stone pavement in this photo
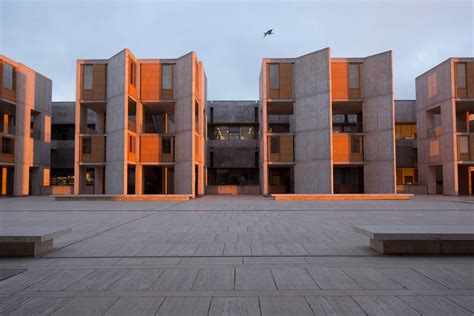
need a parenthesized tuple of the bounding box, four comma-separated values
(0, 196, 473, 315)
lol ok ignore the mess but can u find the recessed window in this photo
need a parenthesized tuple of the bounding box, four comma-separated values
(1, 137, 13, 154)
(3, 63, 15, 90)
(349, 63, 360, 89)
(85, 168, 94, 185)
(162, 64, 172, 90)
(129, 135, 135, 153)
(459, 135, 469, 154)
(162, 137, 172, 154)
(456, 63, 467, 89)
(271, 136, 280, 154)
(83, 65, 93, 90)
(269, 64, 279, 89)
(82, 137, 92, 155)
(130, 61, 136, 86)
(351, 136, 362, 154)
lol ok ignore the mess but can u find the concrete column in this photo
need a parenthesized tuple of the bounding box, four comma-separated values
(13, 164, 29, 196)
(294, 48, 332, 194)
(362, 51, 396, 193)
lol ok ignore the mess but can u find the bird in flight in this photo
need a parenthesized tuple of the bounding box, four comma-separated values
(263, 29, 274, 37)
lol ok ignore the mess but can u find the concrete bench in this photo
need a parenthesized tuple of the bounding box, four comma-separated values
(0, 227, 71, 257)
(354, 225, 474, 255)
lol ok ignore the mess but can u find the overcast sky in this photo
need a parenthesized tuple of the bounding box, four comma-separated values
(1, 0, 472, 101)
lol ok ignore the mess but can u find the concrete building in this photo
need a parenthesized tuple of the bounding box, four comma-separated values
(259, 48, 396, 195)
(206, 100, 259, 194)
(74, 49, 206, 196)
(416, 58, 474, 195)
(394, 100, 426, 194)
(0, 55, 52, 197)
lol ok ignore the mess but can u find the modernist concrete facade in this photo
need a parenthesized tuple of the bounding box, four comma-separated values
(74, 49, 206, 196)
(3, 51, 473, 197)
(416, 58, 474, 195)
(259, 48, 396, 195)
(0, 55, 52, 197)
(206, 100, 259, 195)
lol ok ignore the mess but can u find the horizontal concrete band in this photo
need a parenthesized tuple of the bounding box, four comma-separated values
(53, 195, 191, 201)
(272, 194, 413, 200)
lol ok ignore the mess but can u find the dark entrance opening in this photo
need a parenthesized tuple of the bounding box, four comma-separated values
(333, 166, 364, 193)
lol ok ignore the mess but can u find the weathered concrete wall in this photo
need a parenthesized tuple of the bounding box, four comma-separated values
(362, 51, 396, 193)
(416, 59, 457, 195)
(294, 48, 332, 193)
(105, 50, 127, 194)
(12, 60, 52, 196)
(395, 100, 416, 123)
(174, 53, 194, 195)
(208, 100, 258, 124)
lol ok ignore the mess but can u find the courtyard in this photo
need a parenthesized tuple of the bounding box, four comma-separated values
(0, 195, 473, 315)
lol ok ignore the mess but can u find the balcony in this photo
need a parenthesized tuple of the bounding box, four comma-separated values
(79, 134, 105, 163)
(333, 133, 364, 163)
(0, 135, 14, 164)
(267, 134, 294, 163)
(140, 134, 175, 163)
(457, 133, 474, 161)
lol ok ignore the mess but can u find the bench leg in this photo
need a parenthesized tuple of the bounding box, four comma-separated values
(0, 240, 54, 257)
(370, 239, 474, 255)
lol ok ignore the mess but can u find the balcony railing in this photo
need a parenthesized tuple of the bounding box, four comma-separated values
(79, 134, 105, 163)
(333, 133, 364, 163)
(140, 134, 175, 163)
(267, 134, 294, 163)
(0, 136, 14, 164)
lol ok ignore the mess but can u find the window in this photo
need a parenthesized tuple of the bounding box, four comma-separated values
(85, 168, 94, 185)
(209, 107, 214, 123)
(83, 65, 93, 90)
(82, 137, 92, 155)
(50, 168, 74, 186)
(228, 126, 240, 140)
(162, 64, 172, 89)
(349, 63, 360, 89)
(269, 64, 279, 89)
(459, 135, 469, 154)
(271, 136, 280, 153)
(129, 136, 135, 153)
(456, 63, 467, 89)
(209, 151, 214, 167)
(396, 168, 418, 185)
(240, 126, 255, 140)
(207, 168, 259, 185)
(351, 136, 362, 154)
(52, 124, 75, 141)
(130, 61, 136, 86)
(1, 137, 13, 154)
(2, 63, 14, 90)
(395, 124, 417, 139)
(162, 137, 172, 154)
(254, 107, 259, 123)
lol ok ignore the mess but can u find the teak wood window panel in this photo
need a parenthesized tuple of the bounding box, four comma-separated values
(456, 62, 474, 99)
(268, 135, 294, 162)
(331, 62, 362, 100)
(268, 63, 293, 99)
(161, 64, 174, 100)
(81, 64, 107, 100)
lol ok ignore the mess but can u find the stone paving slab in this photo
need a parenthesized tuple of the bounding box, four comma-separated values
(0, 196, 473, 314)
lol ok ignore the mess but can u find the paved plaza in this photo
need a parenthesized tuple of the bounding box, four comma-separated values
(0, 195, 473, 315)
